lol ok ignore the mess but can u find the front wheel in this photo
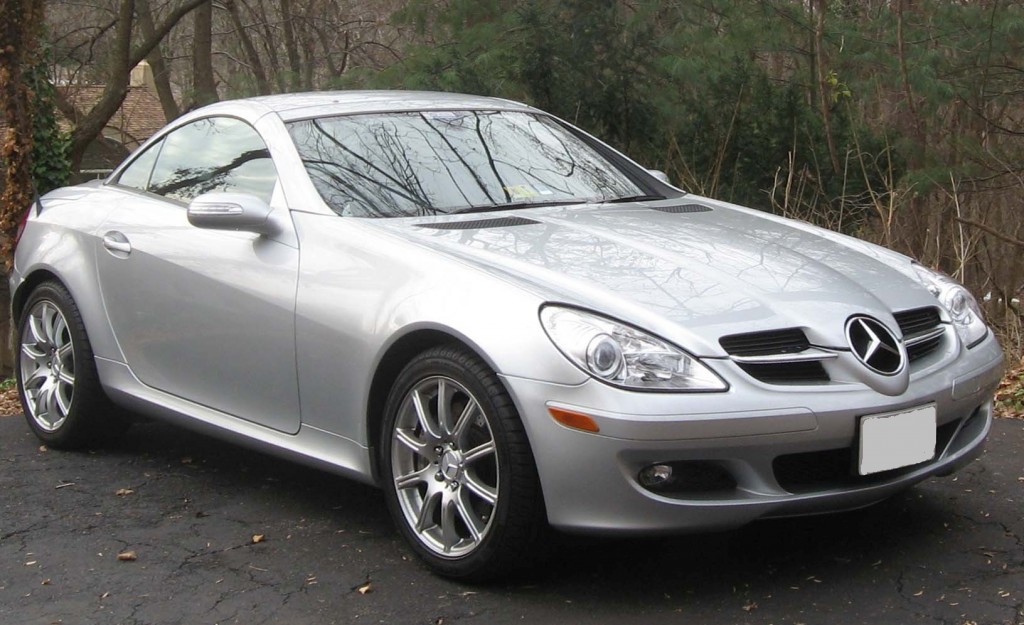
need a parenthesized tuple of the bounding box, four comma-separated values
(380, 345, 545, 580)
(17, 281, 127, 448)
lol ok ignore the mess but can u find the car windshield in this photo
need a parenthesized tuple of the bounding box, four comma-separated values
(287, 110, 647, 218)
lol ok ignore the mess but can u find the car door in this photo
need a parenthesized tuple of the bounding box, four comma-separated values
(95, 116, 301, 434)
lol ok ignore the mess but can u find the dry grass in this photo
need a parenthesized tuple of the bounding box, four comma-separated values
(0, 379, 21, 416)
(995, 357, 1024, 420)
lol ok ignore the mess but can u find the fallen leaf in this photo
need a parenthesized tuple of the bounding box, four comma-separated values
(913, 590, 924, 596)
(117, 551, 137, 562)
(742, 601, 758, 612)
(38, 445, 47, 452)
(25, 561, 37, 566)
(181, 457, 193, 465)
(251, 534, 265, 544)
(41, 579, 51, 585)
(115, 488, 134, 496)
(356, 581, 372, 595)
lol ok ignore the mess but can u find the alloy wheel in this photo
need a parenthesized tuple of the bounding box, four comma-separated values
(20, 300, 76, 432)
(390, 375, 499, 558)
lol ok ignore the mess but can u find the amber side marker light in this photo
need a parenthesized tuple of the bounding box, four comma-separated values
(547, 406, 600, 433)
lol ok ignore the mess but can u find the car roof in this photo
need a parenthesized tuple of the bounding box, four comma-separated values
(193, 90, 539, 123)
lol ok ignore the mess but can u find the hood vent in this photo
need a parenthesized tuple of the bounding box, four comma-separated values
(650, 203, 713, 214)
(416, 216, 540, 230)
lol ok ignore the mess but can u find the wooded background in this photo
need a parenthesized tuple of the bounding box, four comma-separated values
(3, 0, 1024, 358)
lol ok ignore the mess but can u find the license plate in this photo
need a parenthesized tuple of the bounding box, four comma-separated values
(858, 404, 936, 475)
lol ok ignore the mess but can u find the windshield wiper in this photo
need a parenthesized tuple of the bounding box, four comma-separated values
(450, 200, 589, 215)
(600, 194, 665, 204)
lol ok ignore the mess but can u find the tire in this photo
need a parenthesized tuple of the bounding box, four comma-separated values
(16, 281, 128, 449)
(380, 344, 545, 581)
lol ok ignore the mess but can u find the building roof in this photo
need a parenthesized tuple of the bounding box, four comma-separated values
(57, 84, 167, 150)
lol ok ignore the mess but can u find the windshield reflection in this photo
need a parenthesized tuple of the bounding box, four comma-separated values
(288, 110, 645, 217)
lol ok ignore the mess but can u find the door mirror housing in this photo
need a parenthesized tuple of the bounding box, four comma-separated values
(187, 192, 279, 235)
(647, 169, 672, 185)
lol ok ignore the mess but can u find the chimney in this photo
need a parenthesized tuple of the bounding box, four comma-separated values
(130, 60, 155, 91)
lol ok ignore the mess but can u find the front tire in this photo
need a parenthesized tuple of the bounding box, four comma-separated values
(381, 345, 545, 580)
(17, 281, 127, 448)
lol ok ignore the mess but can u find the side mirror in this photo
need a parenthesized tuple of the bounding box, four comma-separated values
(187, 192, 278, 236)
(648, 169, 672, 185)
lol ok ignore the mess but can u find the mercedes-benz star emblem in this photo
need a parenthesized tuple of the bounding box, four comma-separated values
(846, 316, 904, 375)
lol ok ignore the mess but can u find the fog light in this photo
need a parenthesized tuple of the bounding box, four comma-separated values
(639, 464, 673, 487)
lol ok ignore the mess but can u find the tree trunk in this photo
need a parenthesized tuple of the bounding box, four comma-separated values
(191, 0, 217, 107)
(225, 0, 271, 95)
(138, 0, 180, 121)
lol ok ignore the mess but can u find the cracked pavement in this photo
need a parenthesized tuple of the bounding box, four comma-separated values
(1, 414, 1022, 625)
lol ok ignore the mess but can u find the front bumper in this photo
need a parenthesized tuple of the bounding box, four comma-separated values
(504, 333, 1004, 534)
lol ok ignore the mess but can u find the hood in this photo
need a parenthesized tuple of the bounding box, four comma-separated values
(375, 197, 939, 357)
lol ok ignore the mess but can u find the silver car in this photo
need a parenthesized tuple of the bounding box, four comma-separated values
(12, 91, 1004, 579)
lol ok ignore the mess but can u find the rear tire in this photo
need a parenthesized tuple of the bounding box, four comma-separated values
(380, 344, 545, 581)
(16, 281, 128, 449)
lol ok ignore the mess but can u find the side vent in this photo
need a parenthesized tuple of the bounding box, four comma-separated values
(416, 216, 540, 230)
(649, 204, 713, 214)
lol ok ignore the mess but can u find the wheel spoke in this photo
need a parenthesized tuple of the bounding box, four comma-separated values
(45, 383, 61, 419)
(395, 427, 429, 458)
(21, 342, 47, 362)
(41, 304, 59, 345)
(28, 311, 50, 348)
(450, 398, 479, 443)
(56, 342, 73, 360)
(463, 440, 495, 465)
(55, 381, 72, 415)
(411, 389, 441, 440)
(394, 465, 432, 490)
(52, 314, 68, 348)
(34, 385, 52, 422)
(57, 369, 75, 387)
(436, 379, 453, 436)
(415, 489, 442, 533)
(455, 489, 485, 543)
(22, 365, 48, 390)
(463, 472, 497, 506)
(440, 497, 459, 553)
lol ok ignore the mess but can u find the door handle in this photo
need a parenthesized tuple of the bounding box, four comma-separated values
(102, 231, 132, 256)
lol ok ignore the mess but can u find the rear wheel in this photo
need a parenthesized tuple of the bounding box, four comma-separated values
(17, 281, 127, 448)
(381, 345, 545, 580)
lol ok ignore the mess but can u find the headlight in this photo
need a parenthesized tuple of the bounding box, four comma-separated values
(912, 263, 988, 347)
(539, 306, 727, 391)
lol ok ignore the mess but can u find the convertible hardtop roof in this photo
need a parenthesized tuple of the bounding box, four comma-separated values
(224, 90, 538, 122)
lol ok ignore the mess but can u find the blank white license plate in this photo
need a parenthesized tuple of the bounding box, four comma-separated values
(858, 404, 936, 475)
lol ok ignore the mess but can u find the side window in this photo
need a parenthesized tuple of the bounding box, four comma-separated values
(147, 117, 278, 204)
(115, 138, 163, 191)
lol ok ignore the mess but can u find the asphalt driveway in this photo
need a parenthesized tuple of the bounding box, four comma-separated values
(2, 413, 1022, 625)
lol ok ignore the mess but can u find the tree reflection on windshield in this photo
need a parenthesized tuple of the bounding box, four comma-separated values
(288, 110, 644, 217)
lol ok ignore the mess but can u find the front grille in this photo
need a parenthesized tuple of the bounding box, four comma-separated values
(773, 418, 961, 493)
(894, 306, 944, 362)
(894, 307, 941, 336)
(719, 328, 809, 357)
(736, 361, 830, 384)
(720, 328, 829, 384)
